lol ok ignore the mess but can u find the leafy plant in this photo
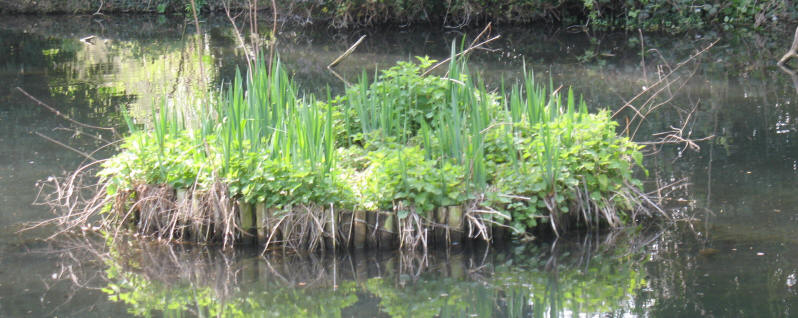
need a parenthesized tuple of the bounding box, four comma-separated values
(362, 145, 466, 218)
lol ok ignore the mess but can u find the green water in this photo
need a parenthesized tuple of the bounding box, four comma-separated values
(1, 14, 797, 317)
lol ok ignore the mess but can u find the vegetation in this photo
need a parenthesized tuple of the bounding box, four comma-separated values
(57, 41, 657, 251)
(2, 0, 795, 32)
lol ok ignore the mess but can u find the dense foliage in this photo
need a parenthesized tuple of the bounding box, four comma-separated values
(3, 0, 795, 31)
(99, 47, 647, 242)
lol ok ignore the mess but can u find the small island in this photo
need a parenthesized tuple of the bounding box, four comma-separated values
(50, 47, 657, 252)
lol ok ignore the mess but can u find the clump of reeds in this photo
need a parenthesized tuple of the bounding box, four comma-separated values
(39, 43, 660, 252)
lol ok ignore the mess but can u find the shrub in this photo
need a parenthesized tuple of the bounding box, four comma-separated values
(362, 145, 466, 217)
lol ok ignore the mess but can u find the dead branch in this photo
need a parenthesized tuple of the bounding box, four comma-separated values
(637, 99, 714, 157)
(34, 132, 96, 161)
(611, 39, 718, 122)
(777, 26, 798, 67)
(421, 24, 500, 77)
(16, 87, 117, 134)
(327, 34, 366, 69)
(222, 1, 254, 76)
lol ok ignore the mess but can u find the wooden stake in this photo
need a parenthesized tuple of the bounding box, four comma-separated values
(353, 210, 366, 249)
(255, 203, 269, 245)
(447, 206, 463, 244)
(238, 201, 256, 245)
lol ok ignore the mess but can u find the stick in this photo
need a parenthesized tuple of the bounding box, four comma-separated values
(469, 22, 492, 48)
(328, 68, 352, 86)
(35, 132, 96, 161)
(16, 87, 116, 133)
(421, 34, 501, 77)
(777, 26, 798, 67)
(611, 39, 718, 121)
(327, 35, 366, 69)
(639, 29, 647, 84)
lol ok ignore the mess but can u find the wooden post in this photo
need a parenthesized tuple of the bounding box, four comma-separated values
(189, 192, 201, 242)
(175, 189, 188, 238)
(366, 211, 378, 248)
(447, 206, 463, 244)
(433, 207, 447, 246)
(255, 203, 269, 245)
(238, 201, 257, 245)
(353, 210, 366, 249)
(338, 211, 354, 248)
(378, 211, 397, 249)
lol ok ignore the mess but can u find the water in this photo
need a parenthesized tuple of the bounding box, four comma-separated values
(1, 14, 797, 317)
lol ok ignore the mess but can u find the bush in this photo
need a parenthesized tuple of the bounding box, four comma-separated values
(487, 111, 644, 232)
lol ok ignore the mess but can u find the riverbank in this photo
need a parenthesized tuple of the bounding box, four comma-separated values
(2, 0, 795, 32)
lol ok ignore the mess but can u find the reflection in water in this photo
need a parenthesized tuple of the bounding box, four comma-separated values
(54, 230, 656, 317)
(779, 63, 798, 95)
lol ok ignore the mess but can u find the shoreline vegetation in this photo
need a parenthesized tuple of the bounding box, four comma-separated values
(39, 41, 664, 252)
(1, 0, 796, 32)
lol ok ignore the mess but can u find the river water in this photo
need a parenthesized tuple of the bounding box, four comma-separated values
(1, 14, 797, 317)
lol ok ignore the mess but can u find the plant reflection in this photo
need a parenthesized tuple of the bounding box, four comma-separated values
(52, 229, 660, 317)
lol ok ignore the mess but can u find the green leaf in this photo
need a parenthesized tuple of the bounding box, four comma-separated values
(598, 174, 609, 192)
(397, 209, 409, 219)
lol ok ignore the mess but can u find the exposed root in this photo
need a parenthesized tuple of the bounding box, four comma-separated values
(30, 160, 114, 239)
(33, 156, 671, 251)
(396, 206, 429, 252)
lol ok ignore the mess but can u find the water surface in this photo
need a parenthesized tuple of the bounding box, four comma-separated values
(1, 14, 797, 317)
